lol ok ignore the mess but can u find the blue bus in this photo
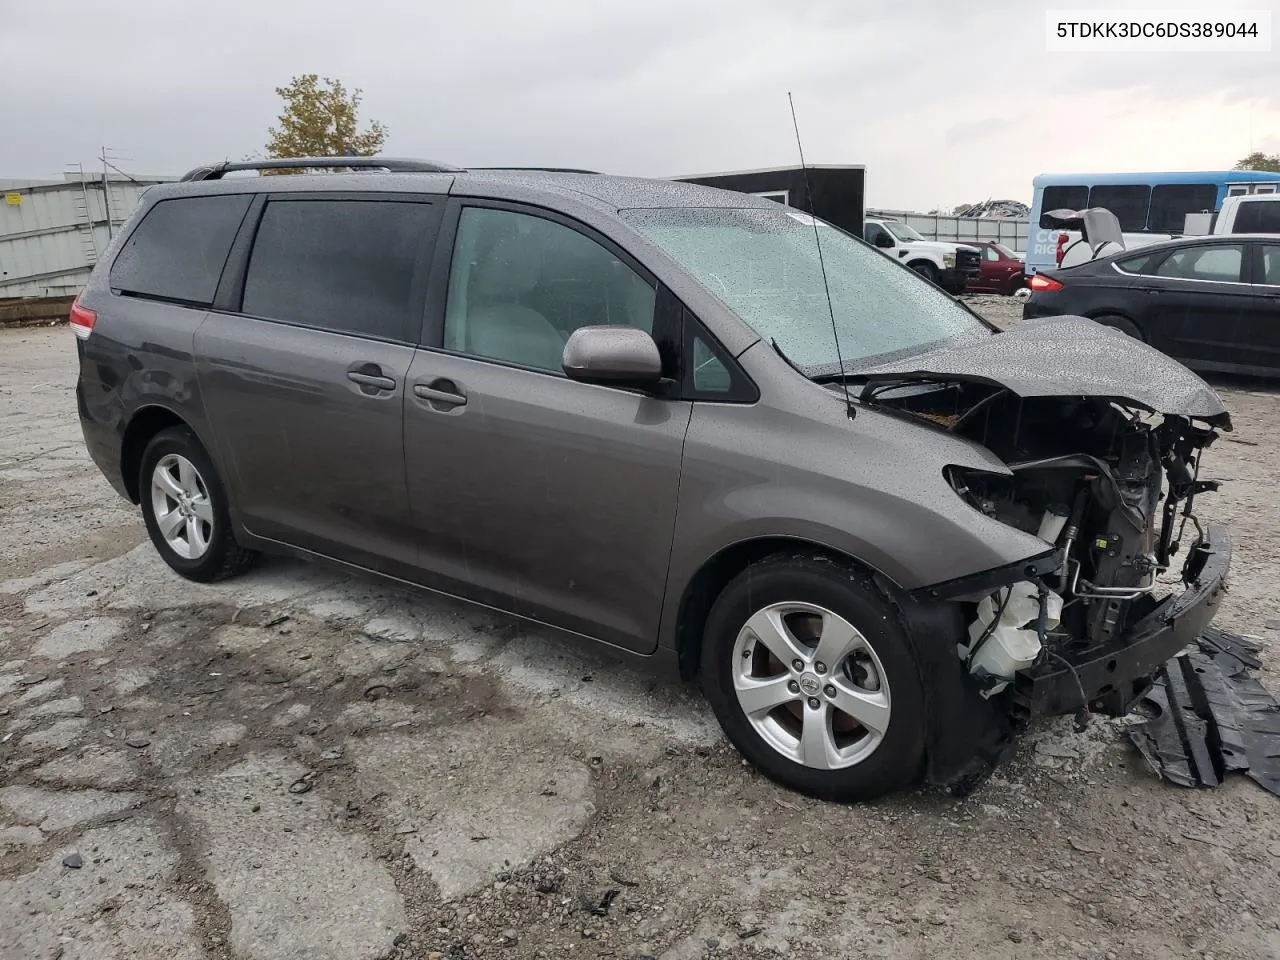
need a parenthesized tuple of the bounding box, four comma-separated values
(1026, 170, 1280, 275)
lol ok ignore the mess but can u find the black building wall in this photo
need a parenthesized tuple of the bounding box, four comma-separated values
(673, 166, 865, 236)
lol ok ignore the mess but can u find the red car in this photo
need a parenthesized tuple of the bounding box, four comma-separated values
(962, 241, 1026, 295)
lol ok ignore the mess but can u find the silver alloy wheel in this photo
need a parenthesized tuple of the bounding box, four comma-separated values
(731, 601, 891, 770)
(150, 454, 214, 561)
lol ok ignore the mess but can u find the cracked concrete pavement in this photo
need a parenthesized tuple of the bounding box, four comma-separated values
(2, 320, 1279, 960)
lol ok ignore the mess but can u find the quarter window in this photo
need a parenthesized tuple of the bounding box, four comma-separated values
(443, 207, 656, 373)
(241, 199, 436, 341)
(110, 195, 251, 306)
(1154, 245, 1243, 283)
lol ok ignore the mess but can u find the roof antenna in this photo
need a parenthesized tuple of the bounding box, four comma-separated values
(788, 92, 853, 419)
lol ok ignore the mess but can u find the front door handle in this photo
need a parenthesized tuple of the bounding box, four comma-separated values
(348, 371, 397, 391)
(413, 379, 468, 409)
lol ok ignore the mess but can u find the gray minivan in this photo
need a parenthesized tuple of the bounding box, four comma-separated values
(73, 157, 1231, 801)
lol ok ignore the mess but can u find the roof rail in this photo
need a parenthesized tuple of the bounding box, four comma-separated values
(468, 166, 601, 174)
(179, 156, 463, 182)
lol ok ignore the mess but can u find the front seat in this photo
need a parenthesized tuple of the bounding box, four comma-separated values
(465, 234, 566, 371)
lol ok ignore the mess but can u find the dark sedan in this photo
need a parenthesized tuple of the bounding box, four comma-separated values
(1023, 234, 1280, 376)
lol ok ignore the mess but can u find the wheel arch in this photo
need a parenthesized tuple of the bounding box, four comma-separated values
(672, 536, 900, 681)
(1085, 310, 1146, 341)
(120, 405, 196, 503)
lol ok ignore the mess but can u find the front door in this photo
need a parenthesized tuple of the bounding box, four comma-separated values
(403, 203, 690, 653)
(1245, 242, 1280, 374)
(196, 195, 442, 576)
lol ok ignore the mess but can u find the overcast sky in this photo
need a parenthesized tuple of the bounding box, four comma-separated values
(3, 0, 1277, 209)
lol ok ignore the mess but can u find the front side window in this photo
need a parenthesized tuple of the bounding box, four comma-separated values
(110, 194, 251, 306)
(1155, 244, 1243, 283)
(623, 206, 990, 375)
(863, 222, 891, 245)
(241, 199, 436, 340)
(983, 246, 999, 261)
(443, 207, 656, 373)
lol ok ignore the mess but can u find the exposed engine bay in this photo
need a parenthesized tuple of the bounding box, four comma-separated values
(870, 379, 1225, 722)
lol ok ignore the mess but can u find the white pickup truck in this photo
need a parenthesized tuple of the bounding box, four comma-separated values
(1197, 193, 1280, 235)
(862, 216, 981, 294)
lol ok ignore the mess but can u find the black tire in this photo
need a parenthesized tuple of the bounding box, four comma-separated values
(138, 426, 257, 582)
(1004, 275, 1028, 296)
(909, 261, 939, 286)
(700, 553, 926, 802)
(1091, 313, 1143, 341)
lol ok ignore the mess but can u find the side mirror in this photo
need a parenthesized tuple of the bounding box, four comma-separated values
(873, 233, 895, 249)
(562, 326, 663, 385)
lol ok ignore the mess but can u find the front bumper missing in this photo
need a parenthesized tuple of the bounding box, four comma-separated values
(1022, 523, 1231, 716)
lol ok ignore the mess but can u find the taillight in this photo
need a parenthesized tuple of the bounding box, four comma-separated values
(69, 298, 96, 340)
(1054, 232, 1069, 265)
(1029, 274, 1064, 293)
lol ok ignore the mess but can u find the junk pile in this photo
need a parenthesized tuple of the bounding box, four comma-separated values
(1128, 628, 1280, 797)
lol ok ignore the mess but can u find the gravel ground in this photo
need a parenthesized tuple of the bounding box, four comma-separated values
(1, 313, 1278, 960)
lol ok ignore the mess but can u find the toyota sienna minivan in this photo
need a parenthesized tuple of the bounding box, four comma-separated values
(73, 157, 1231, 801)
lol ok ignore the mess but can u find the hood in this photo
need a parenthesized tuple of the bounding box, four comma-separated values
(848, 315, 1231, 428)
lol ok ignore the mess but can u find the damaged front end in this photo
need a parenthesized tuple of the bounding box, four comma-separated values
(851, 319, 1233, 793)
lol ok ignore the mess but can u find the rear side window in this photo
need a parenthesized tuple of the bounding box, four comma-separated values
(1155, 245, 1243, 282)
(1147, 183, 1218, 233)
(110, 195, 251, 305)
(1234, 200, 1280, 233)
(1114, 251, 1162, 275)
(1039, 185, 1088, 226)
(1087, 185, 1150, 232)
(241, 199, 436, 341)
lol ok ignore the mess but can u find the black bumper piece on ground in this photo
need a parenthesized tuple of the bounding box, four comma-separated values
(1023, 523, 1231, 717)
(1128, 628, 1280, 797)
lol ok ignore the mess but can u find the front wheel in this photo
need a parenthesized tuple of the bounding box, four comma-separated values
(909, 261, 940, 286)
(700, 554, 926, 802)
(139, 426, 257, 582)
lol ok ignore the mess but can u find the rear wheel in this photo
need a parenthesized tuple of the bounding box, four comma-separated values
(139, 427, 257, 582)
(909, 261, 939, 286)
(1091, 313, 1143, 340)
(700, 554, 926, 802)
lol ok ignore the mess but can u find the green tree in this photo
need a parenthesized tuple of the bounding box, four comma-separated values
(1234, 151, 1280, 172)
(264, 74, 388, 161)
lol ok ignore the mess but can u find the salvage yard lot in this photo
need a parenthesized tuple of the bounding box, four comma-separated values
(1, 313, 1278, 960)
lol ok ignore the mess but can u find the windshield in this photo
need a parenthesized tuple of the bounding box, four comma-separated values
(622, 206, 991, 374)
(884, 221, 926, 242)
(993, 242, 1018, 258)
